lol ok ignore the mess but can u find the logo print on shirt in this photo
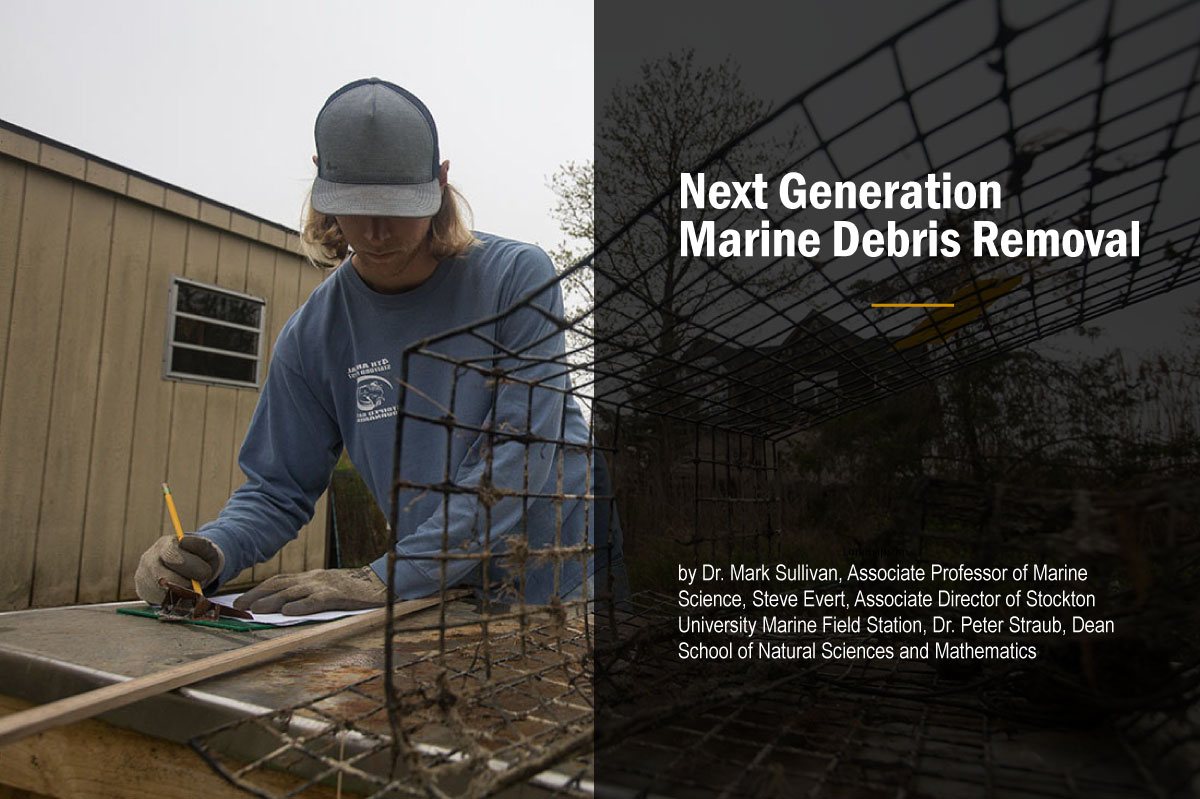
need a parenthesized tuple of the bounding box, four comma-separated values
(348, 358, 398, 423)
(356, 375, 392, 411)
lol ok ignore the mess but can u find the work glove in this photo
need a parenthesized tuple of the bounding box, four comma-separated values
(134, 534, 225, 605)
(233, 565, 388, 615)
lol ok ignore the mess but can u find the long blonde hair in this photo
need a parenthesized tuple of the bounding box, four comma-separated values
(300, 184, 478, 267)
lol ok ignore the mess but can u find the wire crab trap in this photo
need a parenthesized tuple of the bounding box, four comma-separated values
(882, 479, 1200, 714)
(593, 0, 1200, 440)
(191, 0, 1200, 796)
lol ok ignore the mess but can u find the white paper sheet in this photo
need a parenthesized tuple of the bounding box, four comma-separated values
(210, 593, 379, 626)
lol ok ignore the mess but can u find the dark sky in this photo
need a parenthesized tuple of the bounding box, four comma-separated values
(596, 0, 1200, 359)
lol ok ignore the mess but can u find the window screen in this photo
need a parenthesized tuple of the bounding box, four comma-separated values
(164, 277, 265, 388)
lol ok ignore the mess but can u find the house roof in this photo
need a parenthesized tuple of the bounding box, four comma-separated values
(0, 118, 303, 255)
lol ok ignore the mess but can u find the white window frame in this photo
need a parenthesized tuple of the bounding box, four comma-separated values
(163, 276, 266, 389)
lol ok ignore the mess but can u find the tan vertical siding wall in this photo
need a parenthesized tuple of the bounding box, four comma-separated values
(0, 132, 331, 610)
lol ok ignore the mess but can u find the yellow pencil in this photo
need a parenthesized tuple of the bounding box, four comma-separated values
(162, 483, 204, 595)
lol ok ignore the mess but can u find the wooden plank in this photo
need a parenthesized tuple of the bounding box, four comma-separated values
(38, 146, 85, 181)
(293, 261, 330, 573)
(0, 129, 38, 162)
(0, 695, 352, 798)
(216, 228, 249, 289)
(197, 233, 248, 578)
(165, 223, 220, 533)
(229, 212, 258, 239)
(306, 493, 331, 571)
(0, 170, 72, 611)
(253, 251, 300, 583)
(0, 783, 54, 798)
(268, 250, 300, 350)
(241, 243, 276, 381)
(183, 222, 220, 283)
(0, 595, 447, 747)
(0, 158, 26, 416)
(199, 201, 231, 231)
(167, 384, 207, 533)
(239, 244, 277, 585)
(83, 161, 126, 195)
(126, 175, 165, 208)
(163, 224, 265, 587)
(195, 233, 248, 527)
(197, 386, 237, 527)
(163, 189, 198, 220)
(116, 211, 188, 601)
(74, 201, 154, 605)
(258, 222, 285, 249)
(297, 259, 327, 301)
(30, 184, 115, 606)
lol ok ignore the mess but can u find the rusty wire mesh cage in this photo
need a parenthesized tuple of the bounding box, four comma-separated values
(192, 0, 1200, 796)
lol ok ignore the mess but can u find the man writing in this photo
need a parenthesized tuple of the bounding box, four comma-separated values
(135, 78, 624, 614)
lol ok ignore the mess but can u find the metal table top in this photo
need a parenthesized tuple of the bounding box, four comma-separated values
(0, 599, 469, 743)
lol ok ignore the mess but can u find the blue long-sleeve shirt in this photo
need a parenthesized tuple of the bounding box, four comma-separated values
(197, 233, 595, 603)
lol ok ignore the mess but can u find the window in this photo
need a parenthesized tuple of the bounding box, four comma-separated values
(164, 277, 266, 388)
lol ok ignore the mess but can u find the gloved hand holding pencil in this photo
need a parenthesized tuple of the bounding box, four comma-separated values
(134, 482, 225, 606)
(133, 534, 225, 605)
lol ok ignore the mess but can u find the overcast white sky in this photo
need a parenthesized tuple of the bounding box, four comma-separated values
(1, 0, 1194, 356)
(0, 1, 592, 252)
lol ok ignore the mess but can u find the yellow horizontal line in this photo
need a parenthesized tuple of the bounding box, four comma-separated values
(870, 303, 956, 308)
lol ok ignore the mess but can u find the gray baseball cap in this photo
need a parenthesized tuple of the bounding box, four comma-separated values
(312, 78, 443, 217)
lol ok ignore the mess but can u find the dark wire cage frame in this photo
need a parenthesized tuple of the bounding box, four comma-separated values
(191, 0, 1200, 796)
